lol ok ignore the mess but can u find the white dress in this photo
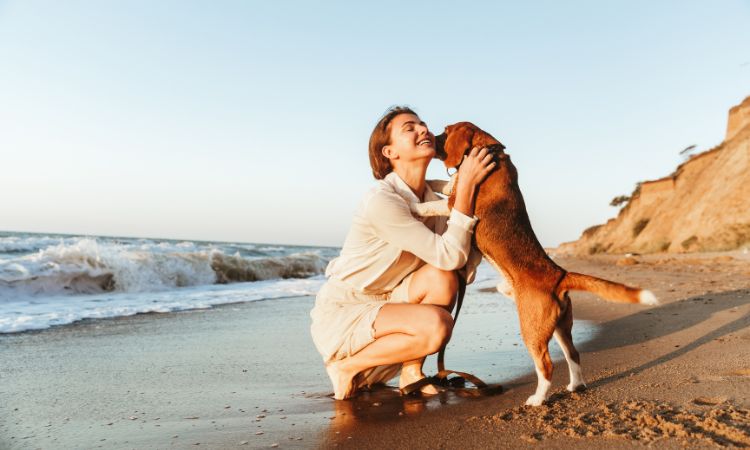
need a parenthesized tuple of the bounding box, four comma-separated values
(309, 172, 481, 387)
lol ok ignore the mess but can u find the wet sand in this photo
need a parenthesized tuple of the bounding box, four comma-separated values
(2, 252, 749, 448)
(0, 297, 337, 448)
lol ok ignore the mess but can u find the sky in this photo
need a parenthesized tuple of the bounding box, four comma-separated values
(1, 1, 749, 247)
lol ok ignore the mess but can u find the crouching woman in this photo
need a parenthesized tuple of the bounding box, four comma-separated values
(310, 106, 494, 399)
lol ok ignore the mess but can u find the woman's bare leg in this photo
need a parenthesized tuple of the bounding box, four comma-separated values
(327, 303, 452, 399)
(399, 265, 458, 394)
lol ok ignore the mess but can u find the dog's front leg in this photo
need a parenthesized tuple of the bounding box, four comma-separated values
(443, 173, 457, 196)
(413, 174, 458, 217)
(426, 174, 457, 196)
(410, 199, 450, 217)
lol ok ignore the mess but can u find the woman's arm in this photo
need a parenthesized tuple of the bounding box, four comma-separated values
(364, 148, 495, 271)
(364, 190, 477, 271)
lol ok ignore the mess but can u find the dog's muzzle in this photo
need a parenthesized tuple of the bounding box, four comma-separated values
(434, 133, 447, 160)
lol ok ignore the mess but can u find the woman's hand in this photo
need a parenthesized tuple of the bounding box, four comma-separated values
(457, 147, 496, 191)
(452, 147, 496, 217)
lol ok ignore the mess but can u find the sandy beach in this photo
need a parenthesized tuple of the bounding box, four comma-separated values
(2, 251, 750, 449)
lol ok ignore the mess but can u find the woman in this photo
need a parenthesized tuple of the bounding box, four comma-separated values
(310, 106, 495, 399)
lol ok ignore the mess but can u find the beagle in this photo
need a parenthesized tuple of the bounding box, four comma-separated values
(411, 122, 658, 406)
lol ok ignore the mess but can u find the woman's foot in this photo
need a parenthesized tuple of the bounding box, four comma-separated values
(326, 360, 358, 400)
(399, 364, 439, 395)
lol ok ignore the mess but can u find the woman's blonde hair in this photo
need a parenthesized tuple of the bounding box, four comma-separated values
(368, 105, 417, 179)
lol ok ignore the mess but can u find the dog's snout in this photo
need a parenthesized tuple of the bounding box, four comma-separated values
(434, 133, 447, 160)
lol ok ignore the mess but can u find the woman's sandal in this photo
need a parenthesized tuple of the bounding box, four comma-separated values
(399, 376, 441, 396)
(399, 370, 503, 397)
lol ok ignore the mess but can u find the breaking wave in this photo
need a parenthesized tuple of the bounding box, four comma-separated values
(0, 237, 328, 297)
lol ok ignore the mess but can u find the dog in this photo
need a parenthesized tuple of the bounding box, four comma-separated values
(411, 122, 658, 406)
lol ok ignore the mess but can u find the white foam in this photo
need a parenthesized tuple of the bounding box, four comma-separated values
(0, 276, 326, 333)
(258, 246, 285, 252)
(0, 235, 76, 254)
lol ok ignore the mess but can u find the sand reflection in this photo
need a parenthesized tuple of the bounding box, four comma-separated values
(324, 382, 502, 445)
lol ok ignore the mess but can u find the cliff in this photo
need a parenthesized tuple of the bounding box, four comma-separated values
(726, 95, 750, 141)
(557, 95, 750, 255)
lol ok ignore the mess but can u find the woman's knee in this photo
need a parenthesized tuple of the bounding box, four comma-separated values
(419, 307, 454, 354)
(415, 266, 458, 306)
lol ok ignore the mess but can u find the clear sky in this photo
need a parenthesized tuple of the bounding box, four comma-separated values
(1, 1, 749, 247)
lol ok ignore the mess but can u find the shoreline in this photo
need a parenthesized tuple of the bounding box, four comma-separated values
(0, 294, 301, 338)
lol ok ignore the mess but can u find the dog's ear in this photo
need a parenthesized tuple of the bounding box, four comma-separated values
(443, 125, 475, 168)
(472, 129, 505, 153)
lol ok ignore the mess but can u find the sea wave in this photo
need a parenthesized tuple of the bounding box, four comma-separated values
(212, 252, 326, 283)
(0, 235, 78, 254)
(0, 238, 328, 297)
(0, 277, 326, 333)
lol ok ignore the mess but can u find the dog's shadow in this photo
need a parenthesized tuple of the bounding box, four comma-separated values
(576, 288, 750, 388)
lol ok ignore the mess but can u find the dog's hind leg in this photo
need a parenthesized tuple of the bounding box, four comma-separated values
(519, 300, 557, 406)
(524, 341, 554, 406)
(553, 295, 586, 392)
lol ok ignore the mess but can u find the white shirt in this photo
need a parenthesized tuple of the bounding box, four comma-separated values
(325, 172, 482, 294)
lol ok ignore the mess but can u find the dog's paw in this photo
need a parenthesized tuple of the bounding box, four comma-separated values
(525, 394, 547, 407)
(566, 382, 587, 393)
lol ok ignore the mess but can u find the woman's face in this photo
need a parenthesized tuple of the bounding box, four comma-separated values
(383, 113, 436, 164)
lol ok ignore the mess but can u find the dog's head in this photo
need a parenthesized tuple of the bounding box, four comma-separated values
(434, 122, 506, 169)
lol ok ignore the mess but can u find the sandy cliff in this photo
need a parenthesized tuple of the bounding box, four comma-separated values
(558, 95, 750, 255)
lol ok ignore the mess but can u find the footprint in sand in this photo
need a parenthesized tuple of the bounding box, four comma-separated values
(692, 396, 729, 406)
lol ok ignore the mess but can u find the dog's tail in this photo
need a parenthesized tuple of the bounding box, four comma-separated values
(557, 272, 659, 305)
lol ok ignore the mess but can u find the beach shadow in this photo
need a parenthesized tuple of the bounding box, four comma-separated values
(579, 288, 750, 353)
(578, 288, 750, 388)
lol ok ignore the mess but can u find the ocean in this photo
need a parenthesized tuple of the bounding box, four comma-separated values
(0, 231, 501, 333)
